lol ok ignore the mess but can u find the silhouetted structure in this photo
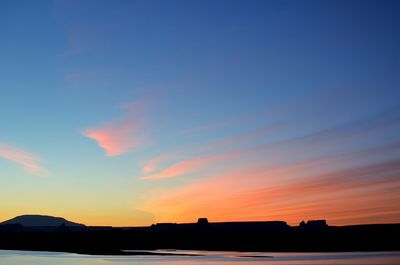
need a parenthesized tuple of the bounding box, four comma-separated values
(0, 215, 399, 255)
(299, 220, 328, 229)
(197, 218, 209, 225)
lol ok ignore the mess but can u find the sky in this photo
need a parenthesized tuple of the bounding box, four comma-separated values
(0, 0, 400, 227)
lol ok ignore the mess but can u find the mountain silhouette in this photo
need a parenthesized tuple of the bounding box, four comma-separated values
(1, 215, 85, 227)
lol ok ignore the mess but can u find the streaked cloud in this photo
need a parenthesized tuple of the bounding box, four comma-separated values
(143, 154, 400, 225)
(141, 124, 280, 176)
(141, 93, 392, 180)
(141, 157, 211, 180)
(140, 108, 400, 224)
(181, 92, 334, 135)
(0, 142, 51, 177)
(140, 110, 398, 181)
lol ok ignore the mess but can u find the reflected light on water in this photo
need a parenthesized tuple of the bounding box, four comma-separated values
(0, 250, 399, 265)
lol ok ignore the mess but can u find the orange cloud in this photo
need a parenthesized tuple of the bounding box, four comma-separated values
(83, 119, 142, 156)
(142, 150, 400, 225)
(141, 157, 211, 180)
(141, 108, 400, 181)
(140, 144, 266, 180)
(0, 142, 51, 176)
(141, 124, 280, 177)
(83, 99, 149, 156)
(142, 164, 156, 174)
(139, 107, 400, 224)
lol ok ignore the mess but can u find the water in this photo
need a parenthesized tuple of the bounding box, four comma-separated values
(0, 250, 399, 265)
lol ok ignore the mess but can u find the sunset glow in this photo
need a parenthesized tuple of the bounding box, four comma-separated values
(1, 0, 399, 227)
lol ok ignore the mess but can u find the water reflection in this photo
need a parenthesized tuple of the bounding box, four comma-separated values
(0, 250, 399, 265)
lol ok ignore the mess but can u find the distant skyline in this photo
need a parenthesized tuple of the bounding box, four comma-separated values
(1, 0, 400, 226)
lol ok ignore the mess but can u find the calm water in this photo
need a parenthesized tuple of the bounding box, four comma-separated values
(0, 250, 399, 265)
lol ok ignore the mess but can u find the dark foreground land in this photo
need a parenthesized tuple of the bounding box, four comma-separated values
(0, 218, 399, 255)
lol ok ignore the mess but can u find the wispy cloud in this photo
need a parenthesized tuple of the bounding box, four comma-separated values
(83, 118, 142, 156)
(142, 110, 392, 180)
(0, 142, 51, 177)
(141, 157, 212, 180)
(142, 92, 369, 179)
(52, 1, 95, 58)
(142, 154, 400, 225)
(141, 124, 280, 175)
(82, 98, 150, 156)
(140, 108, 400, 224)
(181, 92, 336, 135)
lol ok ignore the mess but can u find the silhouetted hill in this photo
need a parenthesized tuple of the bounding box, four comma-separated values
(1, 215, 85, 227)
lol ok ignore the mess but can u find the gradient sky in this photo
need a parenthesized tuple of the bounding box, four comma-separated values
(1, 0, 400, 226)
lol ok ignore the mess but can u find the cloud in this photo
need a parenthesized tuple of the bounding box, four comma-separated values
(142, 156, 400, 225)
(140, 129, 400, 224)
(140, 146, 260, 180)
(141, 157, 211, 180)
(82, 99, 150, 156)
(181, 92, 334, 135)
(0, 142, 51, 177)
(141, 107, 400, 181)
(141, 100, 400, 181)
(52, 0, 95, 58)
(138, 101, 400, 223)
(83, 119, 142, 156)
(141, 124, 280, 176)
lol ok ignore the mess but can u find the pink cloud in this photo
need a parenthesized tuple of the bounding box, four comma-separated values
(142, 158, 400, 225)
(82, 99, 149, 156)
(83, 119, 141, 156)
(141, 113, 400, 181)
(139, 100, 400, 223)
(141, 124, 280, 175)
(142, 164, 156, 174)
(141, 157, 211, 180)
(140, 140, 400, 224)
(141, 147, 255, 180)
(0, 142, 51, 176)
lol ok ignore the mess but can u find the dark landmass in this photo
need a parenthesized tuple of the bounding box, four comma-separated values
(0, 215, 399, 255)
(2, 215, 85, 227)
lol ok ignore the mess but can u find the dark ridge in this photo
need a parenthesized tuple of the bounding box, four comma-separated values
(2, 215, 85, 227)
(0, 216, 399, 254)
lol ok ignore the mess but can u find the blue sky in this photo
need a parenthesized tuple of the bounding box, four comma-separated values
(1, 0, 400, 226)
